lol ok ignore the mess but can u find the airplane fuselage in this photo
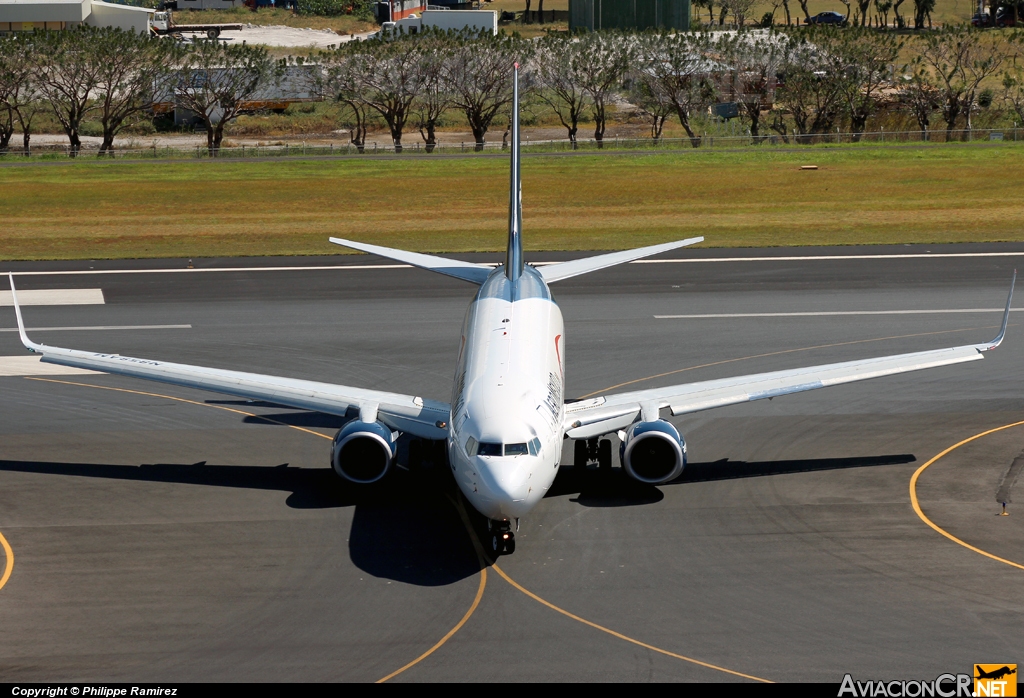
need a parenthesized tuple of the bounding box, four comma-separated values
(448, 265, 565, 522)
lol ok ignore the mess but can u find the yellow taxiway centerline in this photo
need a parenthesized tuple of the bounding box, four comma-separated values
(20, 376, 487, 682)
(489, 562, 773, 683)
(0, 530, 13, 591)
(910, 421, 1024, 572)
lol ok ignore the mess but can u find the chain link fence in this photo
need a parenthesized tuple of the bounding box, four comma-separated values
(1, 127, 1021, 160)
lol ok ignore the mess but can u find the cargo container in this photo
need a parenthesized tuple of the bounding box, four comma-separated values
(371, 8, 498, 36)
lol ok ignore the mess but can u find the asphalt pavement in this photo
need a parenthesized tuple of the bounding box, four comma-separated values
(1, 244, 1022, 682)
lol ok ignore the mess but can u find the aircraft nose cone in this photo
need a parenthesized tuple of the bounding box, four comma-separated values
(489, 467, 530, 502)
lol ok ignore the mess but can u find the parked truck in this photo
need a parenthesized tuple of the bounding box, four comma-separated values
(370, 9, 499, 37)
(150, 10, 242, 39)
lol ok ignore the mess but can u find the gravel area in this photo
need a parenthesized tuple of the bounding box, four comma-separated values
(218, 24, 372, 48)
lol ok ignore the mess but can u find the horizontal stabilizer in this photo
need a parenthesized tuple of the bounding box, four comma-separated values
(539, 237, 704, 283)
(329, 237, 492, 285)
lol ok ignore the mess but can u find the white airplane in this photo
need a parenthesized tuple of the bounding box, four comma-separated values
(7, 67, 1015, 555)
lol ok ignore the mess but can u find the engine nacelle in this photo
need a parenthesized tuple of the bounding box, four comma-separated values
(620, 420, 686, 484)
(331, 420, 397, 484)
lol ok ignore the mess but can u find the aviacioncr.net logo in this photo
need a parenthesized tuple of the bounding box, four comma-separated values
(974, 665, 1017, 697)
(838, 674, 973, 697)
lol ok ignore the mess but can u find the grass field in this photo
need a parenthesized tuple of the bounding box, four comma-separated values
(1, 144, 1022, 261)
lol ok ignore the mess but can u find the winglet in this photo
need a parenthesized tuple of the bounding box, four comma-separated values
(8, 273, 42, 354)
(979, 270, 1015, 351)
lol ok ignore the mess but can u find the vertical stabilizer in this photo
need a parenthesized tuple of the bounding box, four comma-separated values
(505, 64, 524, 282)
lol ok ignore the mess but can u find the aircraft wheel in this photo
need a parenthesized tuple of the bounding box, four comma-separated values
(504, 535, 516, 554)
(598, 439, 612, 470)
(573, 439, 588, 470)
(491, 533, 502, 554)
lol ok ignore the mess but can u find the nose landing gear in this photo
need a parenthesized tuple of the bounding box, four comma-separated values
(488, 520, 516, 555)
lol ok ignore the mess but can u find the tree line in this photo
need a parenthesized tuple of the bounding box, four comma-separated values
(2, 25, 1022, 157)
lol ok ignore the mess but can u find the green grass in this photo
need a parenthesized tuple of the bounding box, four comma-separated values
(1, 144, 1023, 260)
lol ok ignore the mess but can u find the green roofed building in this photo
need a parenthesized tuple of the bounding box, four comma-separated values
(569, 0, 691, 31)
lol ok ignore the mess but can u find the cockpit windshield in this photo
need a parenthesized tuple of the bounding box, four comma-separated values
(465, 437, 542, 457)
(477, 442, 502, 457)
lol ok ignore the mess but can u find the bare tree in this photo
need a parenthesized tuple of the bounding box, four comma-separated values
(718, 30, 788, 142)
(1003, 66, 1024, 128)
(93, 28, 182, 156)
(910, 26, 1010, 141)
(625, 76, 674, 141)
(855, 0, 871, 25)
(897, 65, 941, 138)
(443, 31, 529, 151)
(574, 31, 632, 148)
(324, 48, 371, 153)
(720, 0, 757, 26)
(796, 0, 813, 22)
(340, 37, 426, 153)
(692, 0, 716, 24)
(411, 33, 454, 153)
(833, 28, 903, 140)
(0, 33, 50, 155)
(874, 0, 893, 26)
(633, 32, 716, 148)
(32, 28, 105, 157)
(837, 0, 852, 23)
(774, 31, 848, 141)
(892, 0, 907, 26)
(762, 0, 789, 25)
(533, 35, 592, 148)
(913, 0, 934, 28)
(168, 40, 282, 156)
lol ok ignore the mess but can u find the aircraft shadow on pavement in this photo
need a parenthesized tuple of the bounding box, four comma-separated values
(548, 453, 916, 506)
(0, 458, 479, 587)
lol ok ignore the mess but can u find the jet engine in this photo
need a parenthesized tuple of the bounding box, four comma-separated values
(619, 420, 686, 484)
(331, 420, 398, 484)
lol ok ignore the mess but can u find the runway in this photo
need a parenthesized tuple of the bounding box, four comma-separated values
(1, 243, 1023, 682)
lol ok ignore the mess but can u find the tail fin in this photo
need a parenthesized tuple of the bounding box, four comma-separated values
(505, 63, 524, 282)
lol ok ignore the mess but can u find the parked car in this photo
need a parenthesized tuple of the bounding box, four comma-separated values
(805, 11, 849, 25)
(972, 6, 1022, 27)
(995, 6, 1020, 26)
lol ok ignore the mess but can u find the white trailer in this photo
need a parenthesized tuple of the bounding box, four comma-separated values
(374, 9, 498, 37)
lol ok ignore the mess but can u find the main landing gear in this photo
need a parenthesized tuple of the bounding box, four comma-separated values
(574, 437, 612, 471)
(488, 519, 516, 555)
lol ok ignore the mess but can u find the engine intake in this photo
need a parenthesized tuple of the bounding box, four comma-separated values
(620, 420, 686, 484)
(331, 420, 397, 484)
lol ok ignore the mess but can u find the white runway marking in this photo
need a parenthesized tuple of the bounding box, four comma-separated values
(0, 288, 104, 305)
(655, 309, 1024, 319)
(0, 324, 192, 333)
(635, 252, 1024, 264)
(7, 251, 1024, 277)
(0, 356, 98, 377)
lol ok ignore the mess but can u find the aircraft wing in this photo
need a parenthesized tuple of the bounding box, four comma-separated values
(564, 275, 1015, 440)
(7, 275, 450, 441)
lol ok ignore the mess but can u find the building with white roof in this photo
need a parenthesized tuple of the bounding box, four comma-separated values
(0, 0, 154, 34)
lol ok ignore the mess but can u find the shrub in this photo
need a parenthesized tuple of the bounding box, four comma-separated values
(298, 0, 374, 20)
